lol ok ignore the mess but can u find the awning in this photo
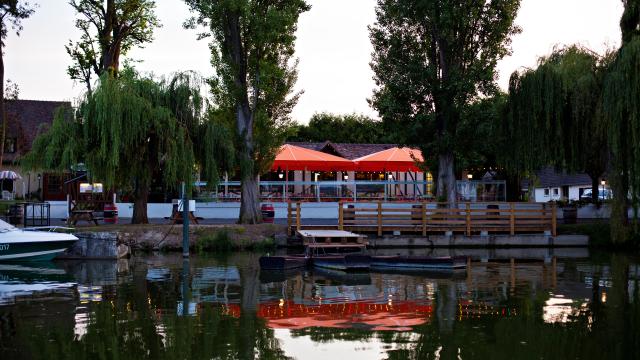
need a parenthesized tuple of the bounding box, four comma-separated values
(353, 147, 424, 172)
(271, 144, 355, 171)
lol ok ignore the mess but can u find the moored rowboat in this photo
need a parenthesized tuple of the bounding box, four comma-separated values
(370, 255, 467, 270)
(311, 254, 371, 271)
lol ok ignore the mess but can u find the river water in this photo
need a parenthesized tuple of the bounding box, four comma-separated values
(0, 249, 638, 359)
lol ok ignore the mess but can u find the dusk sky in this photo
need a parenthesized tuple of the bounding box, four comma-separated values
(4, 0, 624, 123)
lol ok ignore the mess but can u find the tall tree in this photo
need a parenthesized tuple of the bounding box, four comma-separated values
(502, 46, 611, 203)
(288, 112, 387, 144)
(603, 0, 640, 242)
(24, 70, 232, 224)
(66, 0, 160, 92)
(184, 0, 310, 224)
(369, 0, 520, 204)
(0, 1, 34, 166)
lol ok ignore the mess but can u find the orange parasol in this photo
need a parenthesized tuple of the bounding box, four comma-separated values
(271, 144, 355, 171)
(353, 147, 424, 172)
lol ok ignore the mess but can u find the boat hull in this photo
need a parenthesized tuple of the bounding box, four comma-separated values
(312, 254, 371, 271)
(0, 239, 78, 261)
(259, 255, 308, 270)
(370, 256, 467, 270)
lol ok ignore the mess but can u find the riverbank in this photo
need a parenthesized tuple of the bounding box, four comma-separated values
(74, 223, 287, 252)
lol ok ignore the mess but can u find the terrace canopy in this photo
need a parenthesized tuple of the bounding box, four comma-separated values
(353, 147, 424, 172)
(271, 144, 355, 171)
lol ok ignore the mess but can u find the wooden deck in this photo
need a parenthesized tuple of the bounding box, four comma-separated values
(297, 230, 368, 246)
(288, 201, 557, 237)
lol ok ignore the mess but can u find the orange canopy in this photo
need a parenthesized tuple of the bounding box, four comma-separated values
(354, 147, 424, 172)
(272, 144, 355, 171)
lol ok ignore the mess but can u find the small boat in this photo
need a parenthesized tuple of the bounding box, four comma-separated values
(0, 220, 78, 261)
(259, 255, 308, 270)
(311, 254, 371, 271)
(370, 255, 467, 270)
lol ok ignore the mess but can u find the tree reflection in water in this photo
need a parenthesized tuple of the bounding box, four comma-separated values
(0, 252, 638, 359)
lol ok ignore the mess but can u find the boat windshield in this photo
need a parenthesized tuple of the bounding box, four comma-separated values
(0, 218, 16, 232)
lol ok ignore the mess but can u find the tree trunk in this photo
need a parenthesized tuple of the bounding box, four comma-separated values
(239, 175, 261, 224)
(611, 119, 630, 244)
(436, 152, 457, 205)
(237, 103, 262, 224)
(0, 28, 5, 167)
(132, 180, 149, 224)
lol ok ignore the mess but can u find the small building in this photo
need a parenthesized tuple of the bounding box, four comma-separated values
(530, 168, 594, 202)
(3, 99, 72, 200)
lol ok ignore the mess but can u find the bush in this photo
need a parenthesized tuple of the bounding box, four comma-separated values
(249, 237, 276, 252)
(196, 229, 236, 253)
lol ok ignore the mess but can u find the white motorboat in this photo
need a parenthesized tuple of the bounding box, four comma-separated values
(0, 219, 78, 261)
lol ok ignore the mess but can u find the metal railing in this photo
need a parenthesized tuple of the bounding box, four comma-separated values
(195, 180, 434, 202)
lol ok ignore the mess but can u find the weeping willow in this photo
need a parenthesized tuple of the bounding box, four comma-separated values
(604, 37, 640, 241)
(501, 46, 609, 202)
(23, 69, 234, 224)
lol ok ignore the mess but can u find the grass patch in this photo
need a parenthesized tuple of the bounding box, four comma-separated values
(196, 229, 236, 253)
(248, 237, 276, 252)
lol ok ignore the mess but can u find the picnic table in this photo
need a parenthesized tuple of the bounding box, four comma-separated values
(68, 210, 102, 226)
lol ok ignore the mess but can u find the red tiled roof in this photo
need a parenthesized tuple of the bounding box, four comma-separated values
(4, 99, 72, 163)
(286, 141, 397, 160)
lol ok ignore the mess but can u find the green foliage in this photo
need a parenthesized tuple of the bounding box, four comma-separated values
(456, 94, 507, 172)
(196, 229, 235, 252)
(289, 112, 387, 143)
(0, 1, 35, 42)
(23, 70, 232, 223)
(604, 37, 640, 240)
(369, 0, 521, 201)
(501, 46, 610, 181)
(66, 0, 160, 91)
(184, 0, 310, 223)
(621, 0, 640, 44)
(248, 237, 276, 252)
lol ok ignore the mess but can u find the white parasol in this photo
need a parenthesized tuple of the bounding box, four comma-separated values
(0, 170, 22, 180)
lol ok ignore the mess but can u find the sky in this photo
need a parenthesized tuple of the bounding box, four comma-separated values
(4, 0, 624, 123)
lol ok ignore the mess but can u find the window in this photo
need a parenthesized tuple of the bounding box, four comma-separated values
(47, 175, 63, 194)
(544, 188, 550, 197)
(4, 137, 16, 154)
(553, 188, 559, 196)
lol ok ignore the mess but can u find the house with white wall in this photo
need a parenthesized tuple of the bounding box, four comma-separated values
(531, 168, 594, 202)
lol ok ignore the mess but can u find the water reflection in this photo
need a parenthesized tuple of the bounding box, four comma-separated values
(0, 251, 637, 359)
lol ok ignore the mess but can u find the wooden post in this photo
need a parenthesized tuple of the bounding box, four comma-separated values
(509, 203, 515, 236)
(552, 256, 557, 289)
(551, 203, 557, 236)
(338, 202, 344, 231)
(377, 201, 382, 237)
(296, 201, 301, 232)
(421, 202, 427, 237)
(466, 203, 471, 236)
(287, 201, 292, 236)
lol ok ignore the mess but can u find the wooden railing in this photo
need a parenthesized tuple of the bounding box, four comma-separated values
(288, 201, 557, 237)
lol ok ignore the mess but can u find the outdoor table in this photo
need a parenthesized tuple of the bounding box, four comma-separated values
(69, 210, 100, 226)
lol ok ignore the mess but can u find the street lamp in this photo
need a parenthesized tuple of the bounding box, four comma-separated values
(278, 173, 284, 179)
(343, 174, 349, 181)
(467, 173, 473, 181)
(37, 174, 42, 201)
(600, 179, 606, 200)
